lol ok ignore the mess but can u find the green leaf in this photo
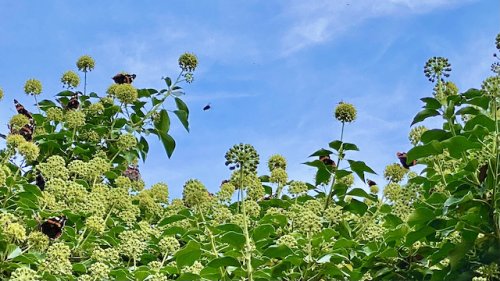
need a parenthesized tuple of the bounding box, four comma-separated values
(216, 223, 243, 234)
(155, 109, 170, 133)
(347, 188, 375, 200)
(207, 256, 241, 268)
(407, 207, 435, 227)
(405, 226, 435, 246)
(420, 97, 442, 110)
(157, 130, 176, 158)
(455, 106, 481, 116)
(308, 149, 333, 157)
(175, 97, 189, 114)
(219, 231, 246, 249)
(175, 241, 201, 268)
(420, 129, 452, 143)
(6, 246, 22, 260)
(252, 224, 275, 241)
(344, 199, 368, 216)
(174, 110, 189, 132)
(464, 114, 495, 132)
(262, 245, 293, 259)
(165, 77, 172, 87)
(158, 215, 187, 227)
(411, 109, 440, 126)
(347, 160, 376, 182)
(406, 140, 443, 162)
(444, 191, 473, 209)
(441, 136, 482, 158)
(22, 184, 42, 197)
(329, 141, 359, 151)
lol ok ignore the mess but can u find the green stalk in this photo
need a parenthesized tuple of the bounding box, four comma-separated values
(324, 121, 345, 210)
(238, 166, 253, 281)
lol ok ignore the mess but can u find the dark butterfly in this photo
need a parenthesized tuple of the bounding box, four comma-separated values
(367, 179, 377, 186)
(14, 99, 33, 120)
(220, 179, 230, 186)
(478, 164, 488, 184)
(35, 173, 46, 191)
(0, 133, 6, 139)
(319, 155, 336, 168)
(203, 104, 211, 111)
(9, 124, 34, 142)
(123, 165, 141, 181)
(66, 92, 81, 110)
(112, 73, 136, 84)
(39, 216, 67, 239)
(397, 152, 416, 169)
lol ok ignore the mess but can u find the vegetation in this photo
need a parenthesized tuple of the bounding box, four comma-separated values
(0, 34, 498, 281)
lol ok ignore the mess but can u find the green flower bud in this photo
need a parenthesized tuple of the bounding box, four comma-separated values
(0, 87, 4, 101)
(114, 84, 138, 104)
(4, 222, 27, 242)
(87, 102, 104, 115)
(61, 70, 80, 89)
(334, 102, 357, 123)
(424, 56, 452, 83)
(304, 199, 323, 215)
(325, 205, 343, 224)
(64, 110, 86, 128)
(224, 143, 260, 173)
(148, 261, 163, 271)
(150, 182, 169, 203)
(217, 182, 235, 202)
(270, 168, 288, 184)
(119, 230, 147, 260)
(89, 262, 110, 279)
(288, 181, 308, 196)
(183, 261, 203, 275)
(117, 133, 137, 150)
(294, 209, 322, 235)
(76, 55, 95, 72)
(212, 205, 232, 224)
(178, 53, 198, 72)
(336, 173, 354, 187)
(409, 125, 428, 146)
(482, 76, 500, 98)
(27, 231, 49, 252)
(86, 216, 105, 234)
(277, 234, 297, 248)
(158, 236, 180, 253)
(9, 114, 30, 130)
(182, 179, 210, 207)
(17, 141, 40, 161)
(268, 154, 287, 171)
(9, 267, 39, 281)
(369, 184, 379, 194)
(149, 273, 169, 281)
(383, 163, 407, 183)
(0, 169, 6, 187)
(434, 81, 458, 103)
(243, 200, 261, 218)
(6, 134, 26, 148)
(24, 79, 42, 96)
(46, 107, 64, 122)
(39, 243, 72, 276)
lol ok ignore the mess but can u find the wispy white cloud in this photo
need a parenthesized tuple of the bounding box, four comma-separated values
(280, 0, 476, 55)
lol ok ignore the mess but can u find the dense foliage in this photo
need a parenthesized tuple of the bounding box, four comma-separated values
(0, 34, 499, 281)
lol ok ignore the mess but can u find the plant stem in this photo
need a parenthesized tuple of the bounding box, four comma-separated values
(238, 167, 253, 281)
(84, 72, 87, 95)
(324, 121, 345, 210)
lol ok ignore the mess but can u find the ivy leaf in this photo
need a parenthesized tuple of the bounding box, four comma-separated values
(155, 109, 170, 133)
(207, 257, 241, 268)
(174, 110, 189, 132)
(220, 231, 246, 249)
(262, 245, 293, 259)
(329, 141, 359, 151)
(308, 149, 333, 157)
(411, 109, 440, 126)
(420, 129, 452, 143)
(175, 97, 189, 114)
(441, 136, 482, 158)
(175, 241, 201, 268)
(157, 130, 176, 158)
(420, 97, 441, 110)
(406, 140, 443, 162)
(347, 160, 376, 182)
(405, 226, 435, 246)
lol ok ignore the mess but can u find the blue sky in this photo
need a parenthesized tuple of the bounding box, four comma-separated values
(0, 1, 498, 199)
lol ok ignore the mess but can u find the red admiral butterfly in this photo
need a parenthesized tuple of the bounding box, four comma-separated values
(112, 73, 136, 84)
(35, 173, 45, 191)
(14, 99, 33, 120)
(396, 152, 416, 169)
(367, 179, 377, 186)
(478, 163, 488, 184)
(123, 165, 141, 181)
(319, 155, 336, 168)
(39, 216, 67, 239)
(11, 100, 35, 141)
(65, 92, 81, 110)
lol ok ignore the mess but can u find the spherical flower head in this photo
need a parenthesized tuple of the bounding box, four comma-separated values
(409, 125, 428, 146)
(132, 179, 145, 192)
(148, 261, 163, 271)
(46, 107, 64, 122)
(87, 102, 105, 115)
(41, 242, 72, 275)
(182, 179, 210, 207)
(294, 209, 322, 235)
(212, 205, 232, 224)
(9, 267, 39, 281)
(230, 213, 250, 228)
(178, 52, 198, 72)
(277, 234, 297, 248)
(114, 84, 138, 104)
(0, 169, 6, 187)
(9, 114, 30, 130)
(5, 222, 27, 242)
(150, 273, 169, 281)
(17, 141, 40, 161)
(334, 102, 357, 123)
(119, 230, 147, 259)
(183, 261, 203, 275)
(424, 56, 452, 83)
(434, 81, 459, 103)
(496, 33, 500, 51)
(270, 168, 288, 184)
(336, 173, 354, 187)
(268, 154, 287, 171)
(217, 182, 235, 202)
(24, 79, 42, 95)
(0, 87, 3, 101)
(64, 110, 86, 128)
(38, 156, 69, 180)
(117, 133, 137, 150)
(89, 262, 110, 279)
(383, 163, 407, 183)
(243, 200, 261, 218)
(27, 231, 49, 252)
(88, 157, 110, 178)
(288, 181, 308, 196)
(325, 205, 343, 224)
(224, 143, 260, 173)
(482, 76, 500, 98)
(304, 199, 323, 215)
(369, 184, 379, 194)
(6, 134, 26, 148)
(76, 55, 95, 72)
(150, 182, 169, 203)
(77, 275, 93, 281)
(158, 236, 180, 253)
(86, 215, 105, 234)
(246, 178, 265, 201)
(61, 70, 80, 89)
(383, 182, 402, 201)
